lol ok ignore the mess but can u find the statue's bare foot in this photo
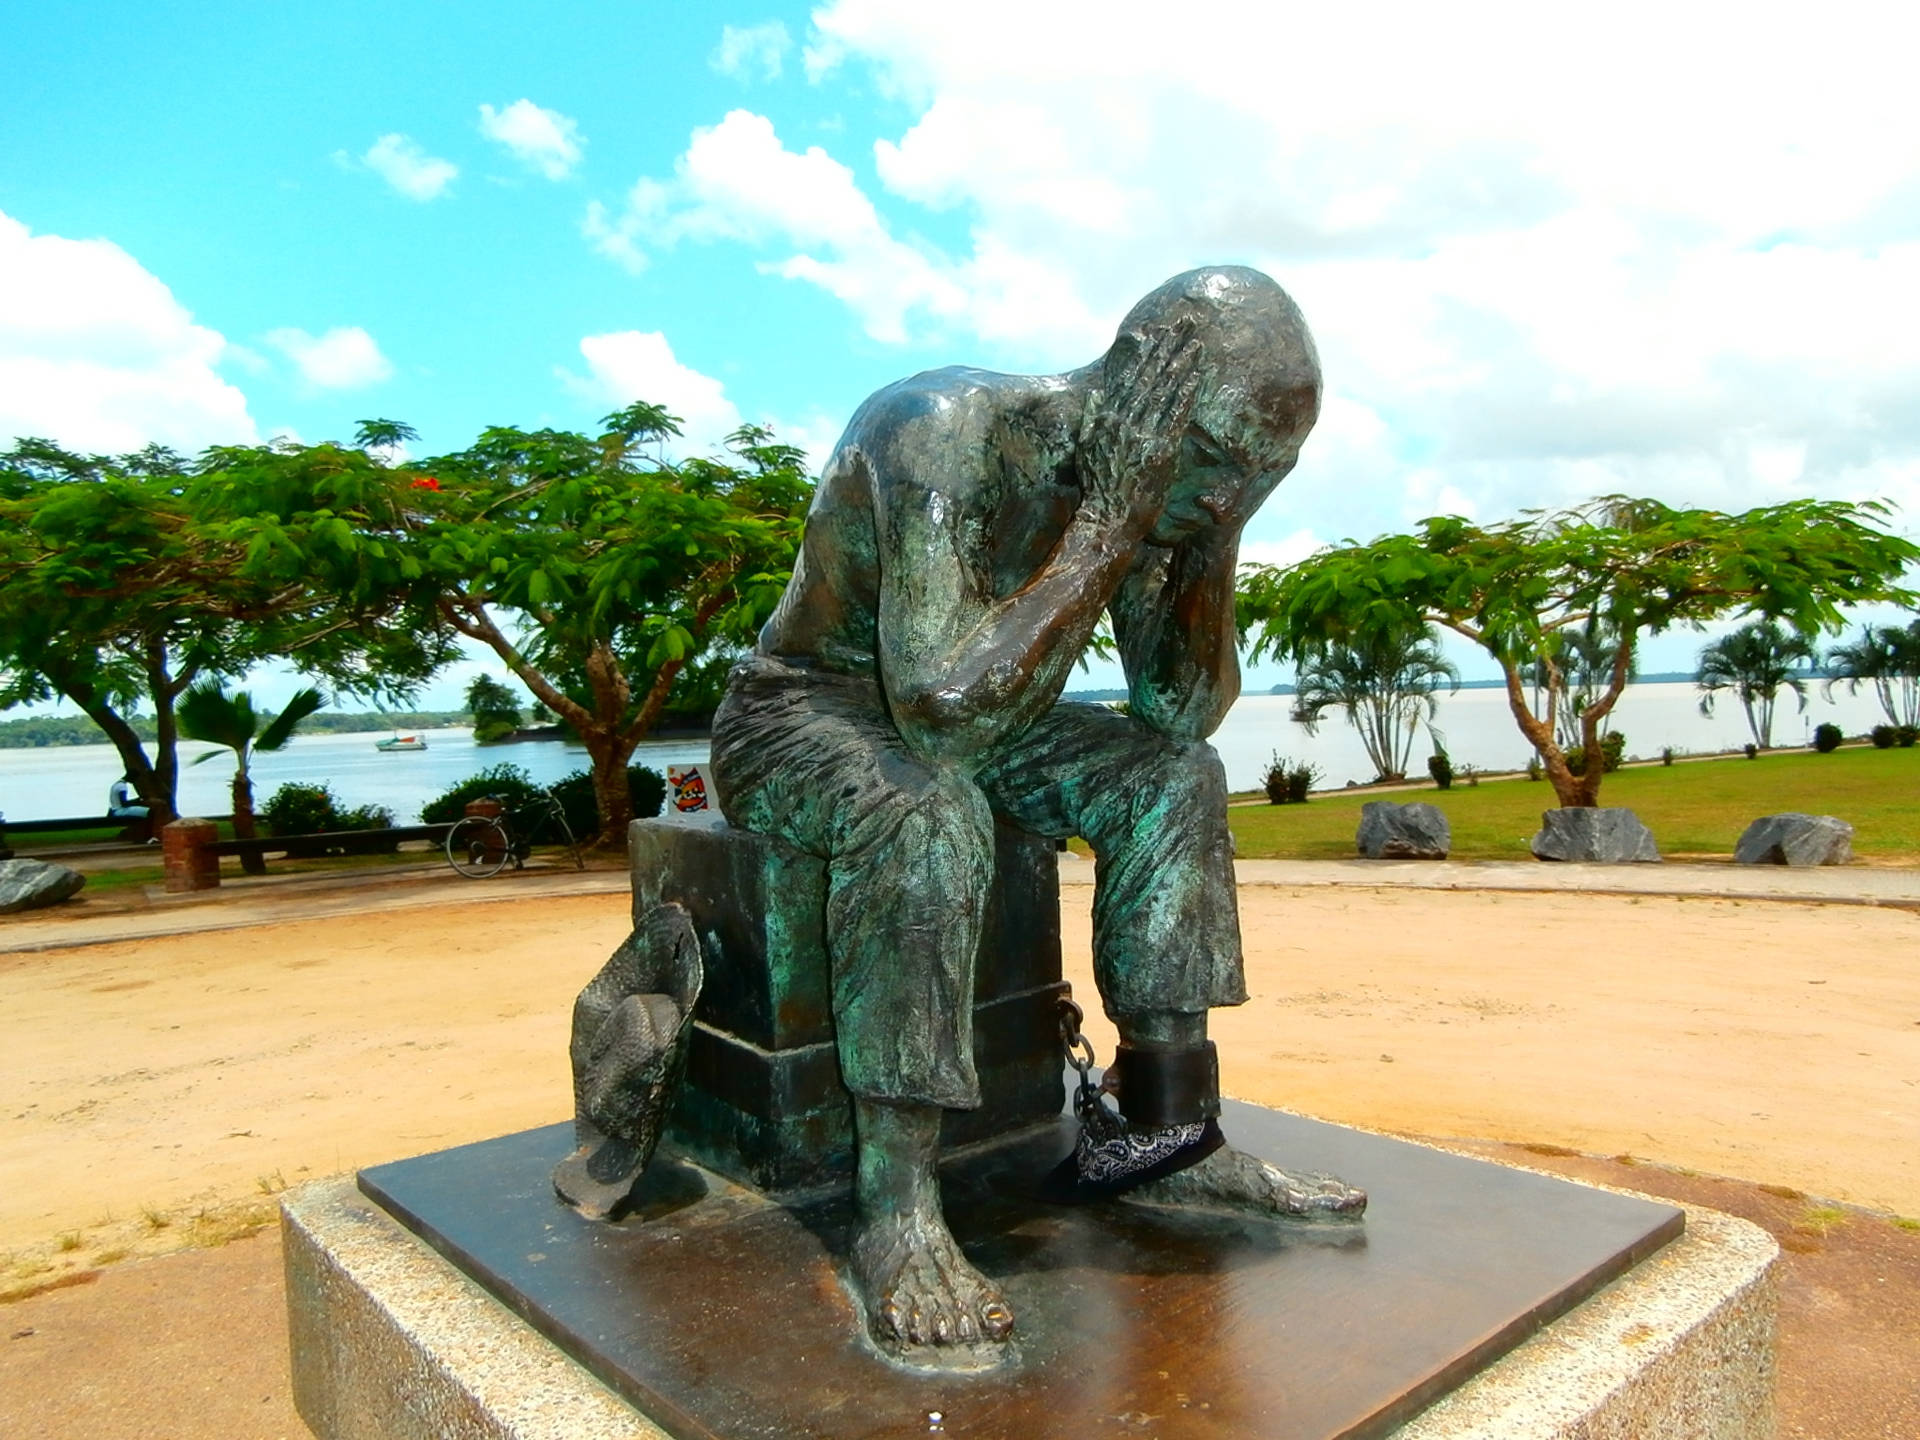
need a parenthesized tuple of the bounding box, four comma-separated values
(1125, 1143, 1367, 1220)
(851, 1210, 1014, 1368)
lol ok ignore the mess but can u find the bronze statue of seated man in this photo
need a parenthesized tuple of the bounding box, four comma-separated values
(711, 265, 1365, 1365)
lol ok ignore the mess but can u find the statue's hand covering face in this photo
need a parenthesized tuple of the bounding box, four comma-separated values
(1099, 267, 1323, 545)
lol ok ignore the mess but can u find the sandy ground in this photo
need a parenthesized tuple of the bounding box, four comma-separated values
(2, 881, 1919, 1437)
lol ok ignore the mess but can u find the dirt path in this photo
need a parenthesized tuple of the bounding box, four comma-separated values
(2, 883, 1918, 1437)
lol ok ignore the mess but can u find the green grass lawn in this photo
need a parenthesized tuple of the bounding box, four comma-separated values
(1228, 744, 1920, 862)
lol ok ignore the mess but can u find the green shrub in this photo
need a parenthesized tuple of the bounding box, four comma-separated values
(1898, 725, 1919, 748)
(1564, 732, 1627, 777)
(420, 763, 546, 824)
(472, 717, 519, 744)
(1871, 725, 1896, 749)
(262, 782, 391, 835)
(548, 765, 668, 838)
(423, 762, 666, 833)
(1427, 752, 1453, 790)
(262, 782, 341, 835)
(1287, 762, 1320, 803)
(1263, 752, 1293, 805)
(1813, 723, 1844, 753)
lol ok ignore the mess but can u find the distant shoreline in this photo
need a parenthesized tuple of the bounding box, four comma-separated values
(0, 711, 717, 750)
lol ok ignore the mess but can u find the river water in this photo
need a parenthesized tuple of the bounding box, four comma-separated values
(0, 681, 1891, 825)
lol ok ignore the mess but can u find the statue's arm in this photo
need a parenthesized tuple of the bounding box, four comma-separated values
(1110, 532, 1242, 742)
(876, 476, 1141, 763)
(876, 332, 1203, 763)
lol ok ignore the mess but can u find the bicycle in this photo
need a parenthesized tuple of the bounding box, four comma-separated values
(444, 788, 586, 878)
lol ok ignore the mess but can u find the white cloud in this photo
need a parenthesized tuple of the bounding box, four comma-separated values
(637, 0, 1920, 547)
(0, 209, 257, 454)
(558, 329, 837, 473)
(560, 330, 743, 455)
(478, 100, 584, 180)
(361, 133, 458, 201)
(710, 21, 792, 81)
(265, 326, 394, 390)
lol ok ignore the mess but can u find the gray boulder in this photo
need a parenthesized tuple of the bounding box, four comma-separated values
(0, 858, 86, 913)
(1734, 813, 1854, 867)
(1530, 808, 1661, 864)
(1356, 801, 1451, 859)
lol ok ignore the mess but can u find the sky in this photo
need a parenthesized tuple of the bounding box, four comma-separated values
(4, 0, 1918, 708)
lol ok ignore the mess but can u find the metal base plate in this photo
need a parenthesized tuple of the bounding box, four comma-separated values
(359, 1099, 1681, 1440)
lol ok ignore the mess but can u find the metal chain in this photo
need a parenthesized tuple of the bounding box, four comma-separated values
(1055, 994, 1103, 1119)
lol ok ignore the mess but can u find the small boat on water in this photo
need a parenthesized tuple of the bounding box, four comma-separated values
(375, 734, 429, 752)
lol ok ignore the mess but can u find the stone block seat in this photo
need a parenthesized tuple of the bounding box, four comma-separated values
(630, 817, 1068, 1193)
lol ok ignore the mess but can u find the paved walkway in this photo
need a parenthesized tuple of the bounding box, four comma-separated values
(6, 848, 1918, 954)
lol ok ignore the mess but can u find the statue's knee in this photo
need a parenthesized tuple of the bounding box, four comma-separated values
(896, 772, 995, 879)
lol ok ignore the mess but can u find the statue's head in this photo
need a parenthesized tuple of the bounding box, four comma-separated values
(1104, 266, 1321, 543)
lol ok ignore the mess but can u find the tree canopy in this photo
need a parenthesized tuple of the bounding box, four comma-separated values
(191, 407, 813, 844)
(0, 438, 445, 823)
(1239, 495, 1919, 806)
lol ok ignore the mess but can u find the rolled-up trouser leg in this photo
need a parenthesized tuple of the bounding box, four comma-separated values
(711, 657, 994, 1110)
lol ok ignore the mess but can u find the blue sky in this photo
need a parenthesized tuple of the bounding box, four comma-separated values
(5, 1, 1918, 707)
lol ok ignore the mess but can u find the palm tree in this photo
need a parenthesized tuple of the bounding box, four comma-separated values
(1695, 620, 1817, 749)
(1290, 624, 1460, 782)
(1823, 618, 1920, 729)
(177, 681, 326, 874)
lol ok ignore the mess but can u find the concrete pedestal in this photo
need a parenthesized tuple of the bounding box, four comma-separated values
(285, 1114, 1776, 1440)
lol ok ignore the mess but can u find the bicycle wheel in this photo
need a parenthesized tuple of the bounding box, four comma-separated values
(445, 816, 514, 878)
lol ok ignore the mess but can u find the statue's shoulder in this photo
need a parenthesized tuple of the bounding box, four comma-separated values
(843, 368, 1016, 449)
(836, 368, 1043, 507)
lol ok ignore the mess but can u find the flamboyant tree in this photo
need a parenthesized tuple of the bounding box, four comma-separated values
(0, 439, 445, 824)
(1239, 496, 1918, 807)
(195, 408, 812, 845)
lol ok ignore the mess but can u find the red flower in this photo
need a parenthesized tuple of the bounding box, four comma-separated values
(410, 476, 442, 491)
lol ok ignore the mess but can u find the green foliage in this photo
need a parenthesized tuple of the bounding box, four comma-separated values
(1261, 753, 1318, 803)
(419, 763, 546, 824)
(1428, 751, 1454, 790)
(1695, 620, 1817, 749)
(1898, 725, 1918, 748)
(1823, 618, 1920, 729)
(1287, 622, 1458, 782)
(1813, 722, 1845, 753)
(1262, 752, 1290, 804)
(1871, 725, 1896, 749)
(1240, 495, 1919, 808)
(547, 765, 667, 837)
(260, 782, 393, 835)
(0, 436, 450, 822)
(466, 674, 523, 744)
(192, 412, 810, 843)
(1562, 731, 1627, 777)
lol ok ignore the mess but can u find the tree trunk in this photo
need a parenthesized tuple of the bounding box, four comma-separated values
(1499, 663, 1587, 807)
(231, 762, 266, 876)
(54, 674, 178, 826)
(583, 729, 639, 849)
